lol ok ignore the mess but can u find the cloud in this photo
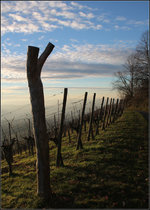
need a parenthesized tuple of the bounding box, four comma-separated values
(1, 1, 104, 35)
(115, 16, 126, 21)
(127, 20, 147, 26)
(1, 43, 133, 84)
(114, 25, 130, 31)
(2, 1, 148, 36)
(9, 13, 27, 22)
(70, 2, 95, 11)
(79, 11, 95, 19)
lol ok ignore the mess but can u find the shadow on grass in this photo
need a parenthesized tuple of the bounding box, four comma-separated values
(34, 192, 75, 208)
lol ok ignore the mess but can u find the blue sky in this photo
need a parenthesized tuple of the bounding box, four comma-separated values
(1, 1, 149, 114)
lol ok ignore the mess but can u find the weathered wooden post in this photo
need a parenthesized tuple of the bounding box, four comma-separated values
(58, 100, 60, 127)
(56, 88, 68, 167)
(108, 98, 115, 125)
(26, 42, 54, 199)
(8, 122, 12, 143)
(71, 111, 74, 134)
(54, 114, 58, 138)
(102, 97, 109, 130)
(76, 92, 88, 149)
(96, 96, 104, 135)
(118, 99, 123, 117)
(120, 99, 125, 115)
(87, 93, 96, 141)
(112, 99, 119, 123)
(105, 98, 112, 128)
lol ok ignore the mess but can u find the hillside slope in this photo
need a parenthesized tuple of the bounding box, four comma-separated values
(1, 111, 149, 208)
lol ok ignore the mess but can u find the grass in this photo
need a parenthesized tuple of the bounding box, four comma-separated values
(1, 110, 149, 208)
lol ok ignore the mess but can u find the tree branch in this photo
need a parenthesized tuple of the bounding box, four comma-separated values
(38, 42, 55, 74)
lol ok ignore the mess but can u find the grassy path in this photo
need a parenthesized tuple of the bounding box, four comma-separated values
(1, 110, 149, 208)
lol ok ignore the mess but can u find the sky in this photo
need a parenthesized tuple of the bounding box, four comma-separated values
(1, 0, 149, 119)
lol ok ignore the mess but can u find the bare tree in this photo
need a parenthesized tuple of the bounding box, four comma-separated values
(134, 30, 149, 90)
(113, 53, 137, 98)
(112, 30, 149, 100)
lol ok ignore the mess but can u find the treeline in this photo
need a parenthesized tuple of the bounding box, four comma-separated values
(113, 31, 149, 110)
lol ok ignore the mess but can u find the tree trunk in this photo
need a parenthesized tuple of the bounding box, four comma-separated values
(26, 43, 54, 199)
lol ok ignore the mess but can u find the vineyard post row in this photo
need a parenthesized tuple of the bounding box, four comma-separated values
(1, 88, 126, 174)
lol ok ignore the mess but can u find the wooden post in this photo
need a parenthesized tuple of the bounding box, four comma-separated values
(102, 97, 109, 130)
(56, 88, 68, 167)
(26, 42, 54, 199)
(96, 96, 104, 135)
(108, 98, 115, 125)
(54, 114, 58, 138)
(76, 92, 88, 149)
(58, 100, 59, 127)
(87, 93, 96, 141)
(120, 99, 125, 115)
(105, 98, 112, 128)
(112, 99, 119, 123)
(118, 99, 123, 116)
(71, 111, 74, 134)
(8, 123, 12, 144)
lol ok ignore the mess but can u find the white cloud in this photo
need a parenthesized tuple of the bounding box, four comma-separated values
(70, 2, 90, 10)
(1, 1, 148, 36)
(115, 16, 126, 21)
(70, 39, 79, 43)
(1, 1, 103, 35)
(79, 12, 95, 19)
(21, 39, 27, 42)
(127, 20, 146, 26)
(114, 25, 130, 31)
(9, 14, 27, 22)
(1, 43, 133, 83)
(38, 35, 44, 40)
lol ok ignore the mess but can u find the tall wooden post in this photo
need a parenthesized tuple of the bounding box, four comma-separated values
(120, 99, 125, 115)
(58, 100, 59, 127)
(112, 99, 119, 123)
(108, 98, 115, 125)
(53, 114, 57, 137)
(26, 42, 54, 199)
(56, 88, 68, 167)
(105, 98, 112, 128)
(102, 97, 109, 130)
(87, 93, 96, 141)
(76, 92, 88, 149)
(8, 123, 12, 143)
(96, 96, 104, 135)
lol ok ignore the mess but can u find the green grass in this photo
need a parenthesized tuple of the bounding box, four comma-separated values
(1, 110, 149, 208)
